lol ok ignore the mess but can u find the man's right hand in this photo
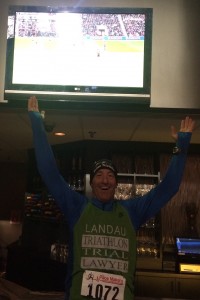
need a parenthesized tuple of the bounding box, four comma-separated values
(28, 96, 39, 112)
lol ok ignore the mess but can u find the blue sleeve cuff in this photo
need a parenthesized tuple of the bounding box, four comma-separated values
(176, 132, 192, 154)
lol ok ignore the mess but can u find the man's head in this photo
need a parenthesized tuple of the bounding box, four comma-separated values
(90, 159, 118, 202)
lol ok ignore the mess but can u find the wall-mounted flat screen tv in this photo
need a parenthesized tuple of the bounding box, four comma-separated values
(4, 6, 152, 104)
(176, 238, 200, 256)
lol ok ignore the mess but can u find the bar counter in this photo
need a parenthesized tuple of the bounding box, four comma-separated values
(0, 278, 188, 300)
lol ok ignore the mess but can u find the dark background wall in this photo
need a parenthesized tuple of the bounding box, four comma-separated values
(0, 162, 26, 220)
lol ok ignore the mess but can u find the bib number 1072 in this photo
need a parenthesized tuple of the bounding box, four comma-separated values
(87, 283, 119, 299)
(81, 270, 125, 300)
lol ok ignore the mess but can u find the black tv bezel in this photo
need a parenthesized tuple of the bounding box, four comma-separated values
(4, 5, 153, 105)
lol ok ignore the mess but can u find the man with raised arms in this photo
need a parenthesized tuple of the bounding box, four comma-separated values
(28, 96, 195, 300)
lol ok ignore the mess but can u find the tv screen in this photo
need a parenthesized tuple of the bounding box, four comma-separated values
(4, 6, 152, 104)
(176, 238, 200, 256)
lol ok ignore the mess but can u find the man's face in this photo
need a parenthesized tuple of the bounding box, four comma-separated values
(90, 168, 117, 202)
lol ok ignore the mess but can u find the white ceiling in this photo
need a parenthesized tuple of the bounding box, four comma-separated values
(0, 106, 200, 163)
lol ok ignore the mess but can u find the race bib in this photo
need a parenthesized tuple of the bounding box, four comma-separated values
(81, 270, 126, 300)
